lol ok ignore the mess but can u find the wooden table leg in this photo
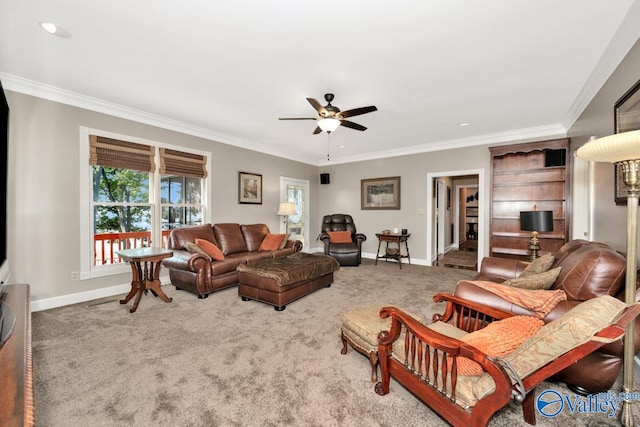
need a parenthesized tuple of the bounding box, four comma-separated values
(375, 240, 383, 265)
(146, 261, 172, 303)
(120, 261, 140, 305)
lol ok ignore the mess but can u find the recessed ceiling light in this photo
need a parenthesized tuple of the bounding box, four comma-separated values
(458, 122, 471, 127)
(39, 22, 72, 38)
(338, 145, 345, 149)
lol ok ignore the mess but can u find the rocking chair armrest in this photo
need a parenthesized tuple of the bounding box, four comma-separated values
(377, 305, 514, 418)
(432, 292, 514, 327)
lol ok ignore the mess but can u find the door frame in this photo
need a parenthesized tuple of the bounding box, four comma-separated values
(279, 176, 310, 251)
(426, 168, 485, 268)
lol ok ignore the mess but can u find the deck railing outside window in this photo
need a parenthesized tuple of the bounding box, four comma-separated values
(94, 230, 171, 265)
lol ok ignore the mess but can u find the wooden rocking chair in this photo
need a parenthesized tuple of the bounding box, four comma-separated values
(375, 293, 640, 427)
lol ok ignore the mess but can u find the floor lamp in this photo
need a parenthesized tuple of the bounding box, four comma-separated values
(277, 202, 297, 234)
(577, 129, 640, 426)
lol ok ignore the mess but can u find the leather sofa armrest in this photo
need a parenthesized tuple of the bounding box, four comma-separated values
(355, 233, 367, 242)
(284, 239, 303, 252)
(162, 249, 210, 272)
(479, 257, 529, 281)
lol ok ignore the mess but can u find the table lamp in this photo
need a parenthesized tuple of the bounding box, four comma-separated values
(577, 129, 640, 426)
(519, 209, 553, 261)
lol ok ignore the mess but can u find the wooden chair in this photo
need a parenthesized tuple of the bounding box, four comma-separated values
(374, 293, 640, 427)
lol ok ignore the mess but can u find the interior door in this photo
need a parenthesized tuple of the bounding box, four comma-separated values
(280, 177, 310, 250)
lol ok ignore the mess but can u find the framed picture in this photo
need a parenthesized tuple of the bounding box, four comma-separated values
(361, 176, 401, 210)
(614, 79, 640, 205)
(238, 171, 262, 204)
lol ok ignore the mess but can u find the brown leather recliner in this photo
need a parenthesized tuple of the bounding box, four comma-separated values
(318, 214, 366, 266)
(454, 239, 639, 394)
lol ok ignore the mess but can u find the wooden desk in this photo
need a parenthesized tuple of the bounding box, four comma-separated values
(0, 284, 34, 427)
(375, 233, 411, 269)
(116, 247, 173, 313)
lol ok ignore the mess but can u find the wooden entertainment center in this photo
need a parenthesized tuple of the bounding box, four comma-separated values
(0, 284, 34, 426)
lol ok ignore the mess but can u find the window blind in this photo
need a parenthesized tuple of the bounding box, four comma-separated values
(89, 135, 155, 172)
(159, 148, 207, 178)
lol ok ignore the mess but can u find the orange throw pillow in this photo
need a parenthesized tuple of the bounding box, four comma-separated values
(327, 231, 352, 243)
(453, 315, 544, 376)
(195, 238, 225, 261)
(258, 233, 286, 251)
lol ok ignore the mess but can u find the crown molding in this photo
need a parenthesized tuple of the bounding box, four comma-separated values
(1, 72, 568, 167)
(319, 123, 567, 166)
(0, 73, 319, 165)
(562, 1, 640, 130)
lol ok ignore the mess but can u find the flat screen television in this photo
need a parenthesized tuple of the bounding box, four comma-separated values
(0, 79, 15, 347)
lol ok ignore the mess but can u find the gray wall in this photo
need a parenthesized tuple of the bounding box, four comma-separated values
(316, 146, 492, 262)
(6, 91, 319, 301)
(568, 38, 640, 254)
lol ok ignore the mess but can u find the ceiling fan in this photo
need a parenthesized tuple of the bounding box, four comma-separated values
(279, 93, 377, 134)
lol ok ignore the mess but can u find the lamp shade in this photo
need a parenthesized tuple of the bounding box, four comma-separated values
(520, 210, 553, 232)
(576, 130, 640, 163)
(317, 118, 340, 133)
(277, 202, 297, 216)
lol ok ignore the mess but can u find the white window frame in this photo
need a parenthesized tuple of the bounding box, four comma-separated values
(79, 127, 211, 280)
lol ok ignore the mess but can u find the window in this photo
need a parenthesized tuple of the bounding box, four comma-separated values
(80, 128, 209, 279)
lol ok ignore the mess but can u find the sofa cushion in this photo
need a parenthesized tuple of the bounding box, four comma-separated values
(553, 244, 626, 300)
(454, 316, 544, 376)
(167, 223, 217, 250)
(214, 223, 248, 255)
(502, 267, 562, 290)
(520, 253, 555, 277)
(184, 241, 212, 261)
(241, 224, 270, 252)
(328, 231, 352, 243)
(279, 233, 291, 250)
(259, 233, 286, 251)
(195, 238, 225, 261)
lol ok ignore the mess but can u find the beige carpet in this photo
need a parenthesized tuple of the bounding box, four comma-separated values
(32, 259, 637, 426)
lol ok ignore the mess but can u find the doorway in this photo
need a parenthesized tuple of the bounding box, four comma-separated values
(280, 176, 310, 251)
(426, 169, 485, 268)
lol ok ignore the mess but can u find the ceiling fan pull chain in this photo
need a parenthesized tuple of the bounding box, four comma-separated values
(327, 133, 331, 161)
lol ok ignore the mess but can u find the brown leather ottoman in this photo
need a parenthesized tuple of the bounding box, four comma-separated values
(237, 252, 340, 311)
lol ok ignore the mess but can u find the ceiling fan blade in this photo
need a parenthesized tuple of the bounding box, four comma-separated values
(278, 117, 317, 120)
(306, 98, 324, 113)
(313, 126, 322, 135)
(339, 105, 377, 119)
(340, 120, 367, 131)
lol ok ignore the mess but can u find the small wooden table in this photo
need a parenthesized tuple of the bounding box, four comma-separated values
(116, 247, 173, 313)
(375, 233, 411, 269)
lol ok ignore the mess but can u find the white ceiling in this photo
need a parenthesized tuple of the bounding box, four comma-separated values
(1, 1, 639, 165)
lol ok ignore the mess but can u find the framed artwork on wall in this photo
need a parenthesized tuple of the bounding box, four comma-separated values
(238, 171, 262, 204)
(361, 176, 401, 210)
(614, 79, 640, 205)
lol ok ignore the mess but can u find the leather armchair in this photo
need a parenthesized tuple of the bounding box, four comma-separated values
(453, 239, 639, 394)
(318, 214, 366, 266)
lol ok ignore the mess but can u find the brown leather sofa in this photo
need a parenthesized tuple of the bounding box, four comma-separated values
(454, 239, 639, 394)
(162, 223, 302, 299)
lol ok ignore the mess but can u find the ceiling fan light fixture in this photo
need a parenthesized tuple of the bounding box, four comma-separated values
(318, 118, 340, 133)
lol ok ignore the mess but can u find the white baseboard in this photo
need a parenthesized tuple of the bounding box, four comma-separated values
(31, 276, 171, 312)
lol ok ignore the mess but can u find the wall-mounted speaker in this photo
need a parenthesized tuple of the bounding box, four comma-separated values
(320, 173, 330, 185)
